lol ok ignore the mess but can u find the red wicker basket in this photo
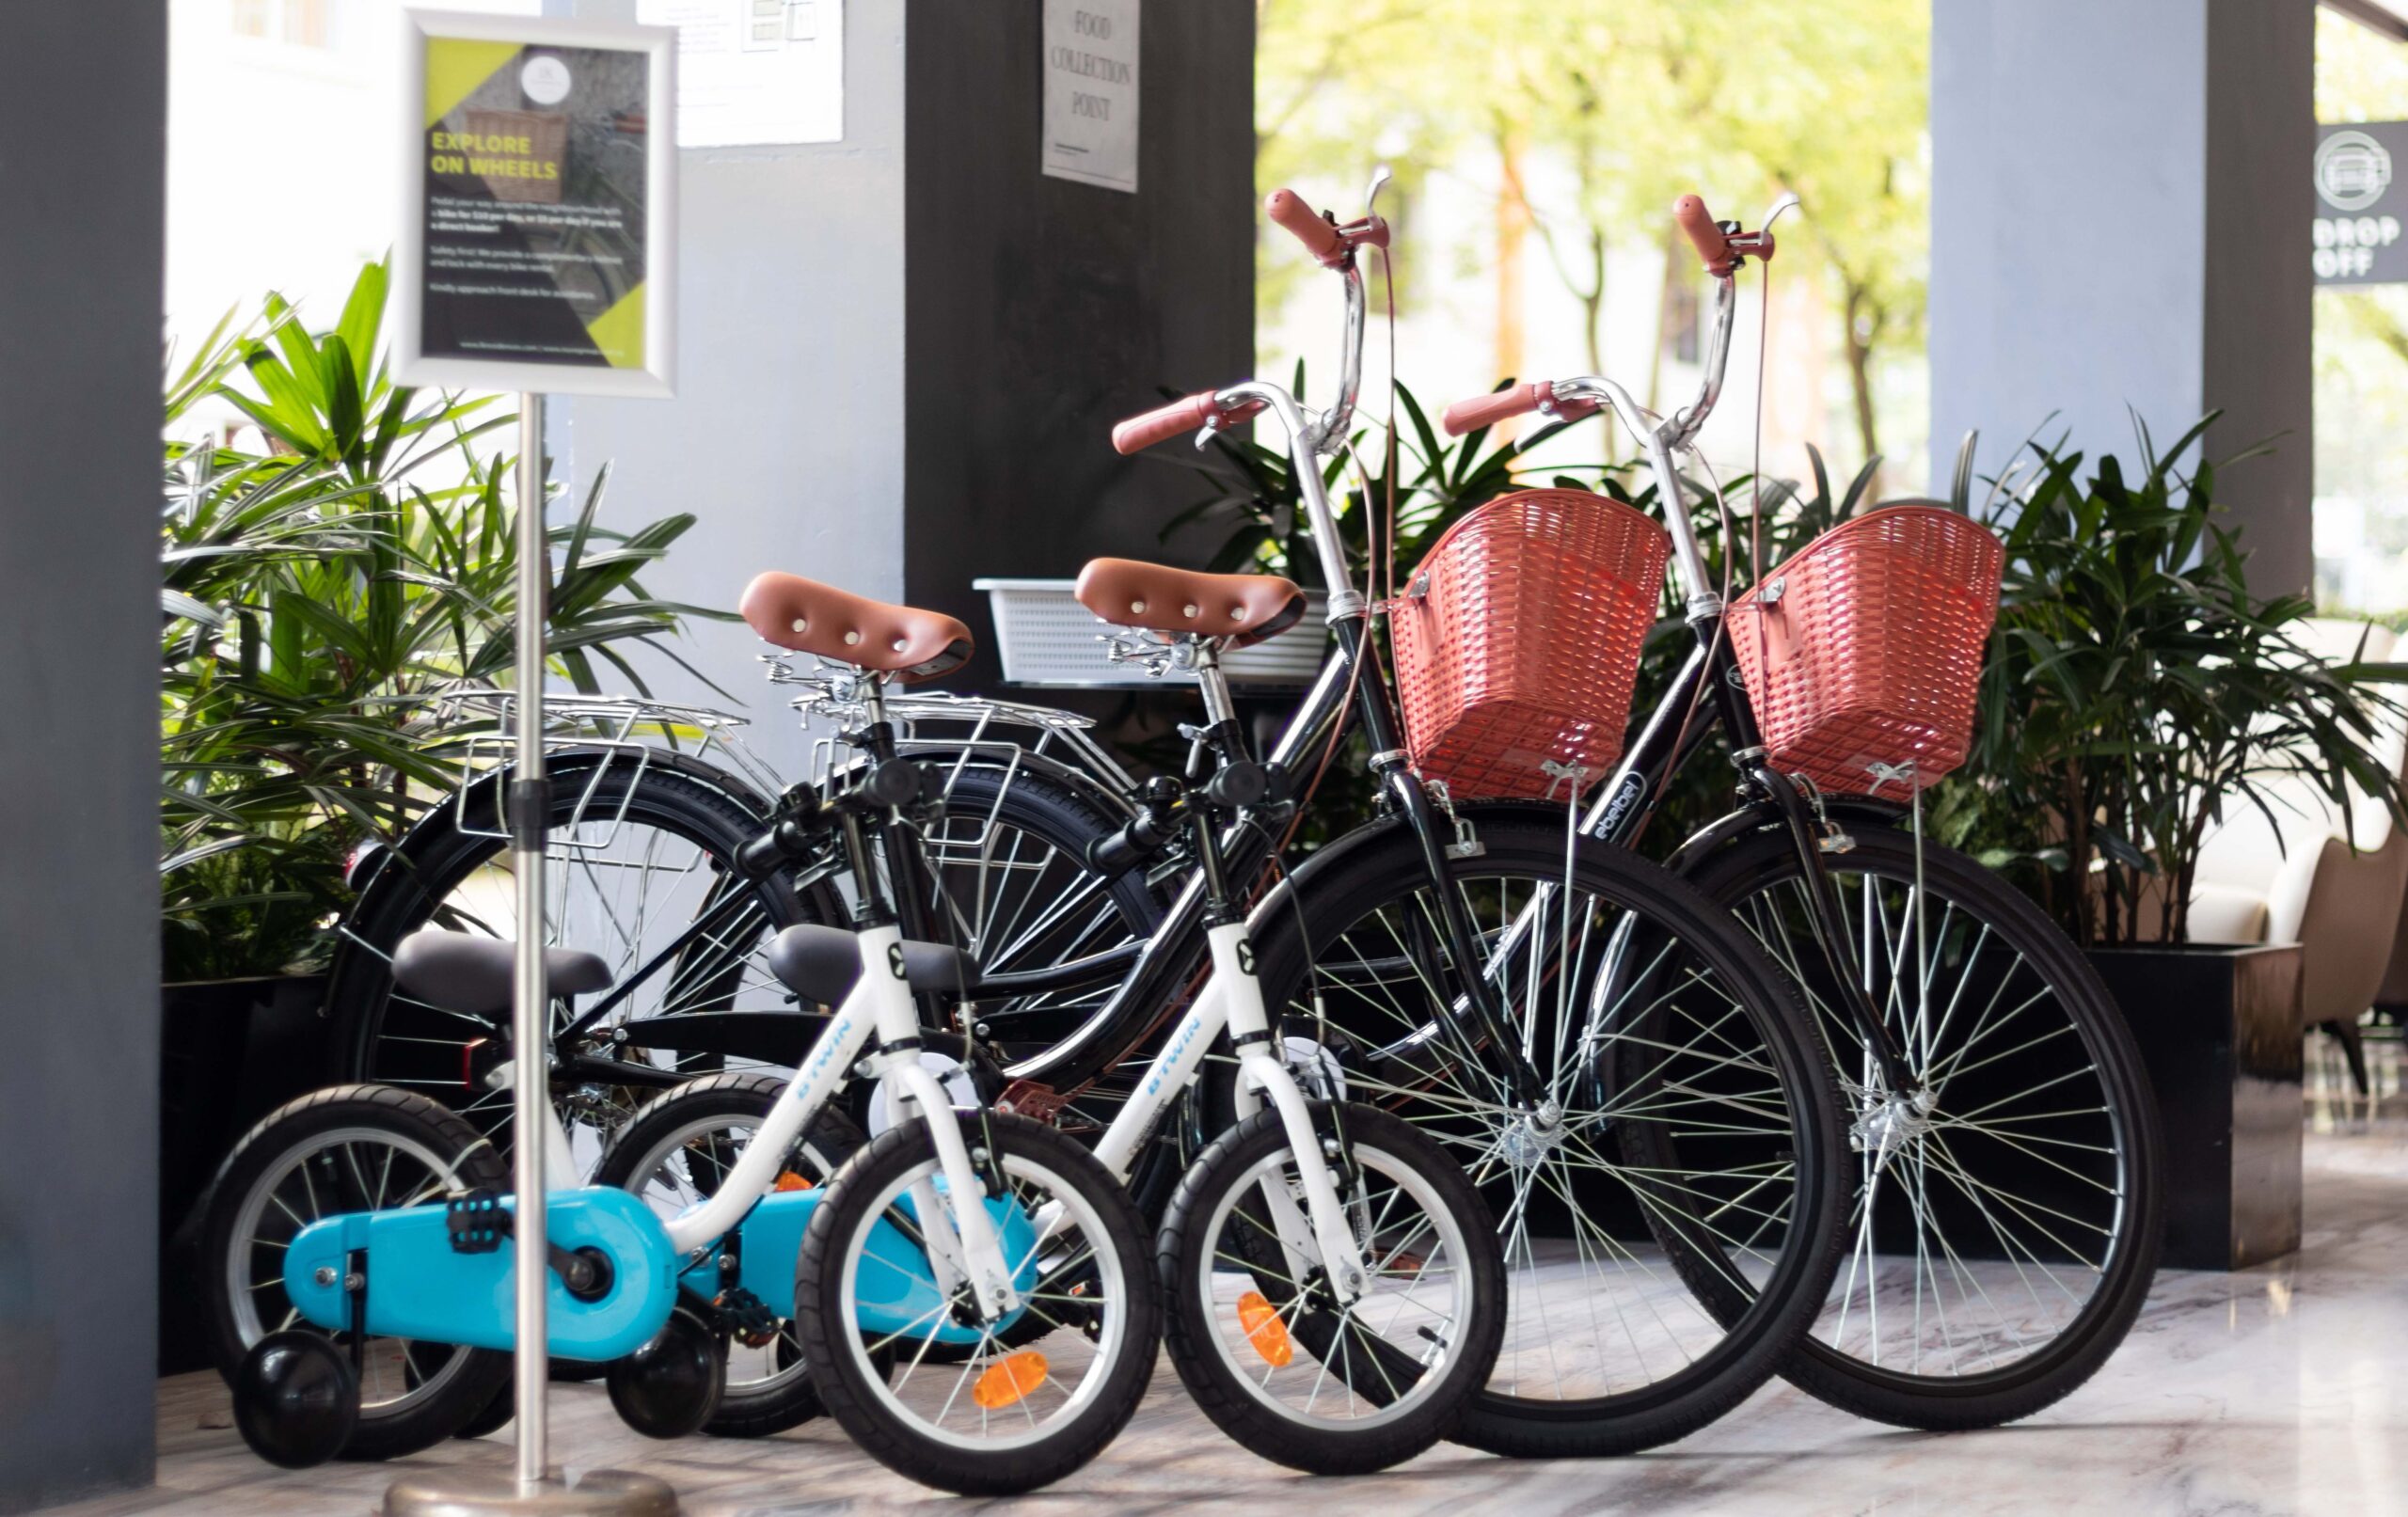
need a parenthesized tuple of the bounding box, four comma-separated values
(1389, 488, 1671, 800)
(1725, 504, 2004, 797)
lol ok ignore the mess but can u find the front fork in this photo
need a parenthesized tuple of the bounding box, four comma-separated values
(853, 920, 1022, 1322)
(1212, 922, 1375, 1305)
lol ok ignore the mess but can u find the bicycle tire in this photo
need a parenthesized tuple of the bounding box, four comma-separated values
(1244, 808, 1848, 1457)
(1157, 1101, 1505, 1474)
(198, 1084, 514, 1462)
(1677, 822, 2164, 1430)
(795, 1112, 1160, 1494)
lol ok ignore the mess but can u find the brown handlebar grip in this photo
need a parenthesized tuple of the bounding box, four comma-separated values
(1265, 188, 1347, 266)
(1113, 391, 1222, 455)
(1442, 382, 1552, 437)
(1674, 194, 1737, 276)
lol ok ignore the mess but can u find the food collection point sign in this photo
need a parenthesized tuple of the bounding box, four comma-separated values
(395, 11, 676, 396)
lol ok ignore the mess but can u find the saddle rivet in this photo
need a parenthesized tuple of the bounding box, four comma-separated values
(1230, 607, 1246, 621)
(1130, 599, 1147, 614)
(1182, 603, 1199, 618)
(891, 638, 907, 653)
(790, 618, 807, 633)
(843, 630, 862, 645)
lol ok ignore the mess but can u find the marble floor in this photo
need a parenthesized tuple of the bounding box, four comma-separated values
(52, 1041, 2408, 1517)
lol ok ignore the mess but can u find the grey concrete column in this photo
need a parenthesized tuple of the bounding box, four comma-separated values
(1931, 0, 2314, 593)
(0, 3, 166, 1510)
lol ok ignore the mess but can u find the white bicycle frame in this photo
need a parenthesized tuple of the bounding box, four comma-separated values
(510, 908, 1370, 1311)
(513, 919, 1026, 1320)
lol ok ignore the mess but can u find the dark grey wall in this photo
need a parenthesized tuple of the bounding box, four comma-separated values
(902, 0, 1256, 689)
(0, 3, 166, 1511)
(1930, 0, 2314, 592)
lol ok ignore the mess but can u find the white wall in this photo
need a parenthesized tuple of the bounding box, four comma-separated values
(550, 0, 907, 782)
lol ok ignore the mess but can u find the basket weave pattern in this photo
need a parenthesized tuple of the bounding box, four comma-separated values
(1391, 489, 1671, 800)
(1726, 505, 2004, 796)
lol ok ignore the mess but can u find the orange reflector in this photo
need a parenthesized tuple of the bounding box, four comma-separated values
(972, 1351, 1050, 1409)
(773, 1171, 814, 1193)
(1236, 1290, 1293, 1367)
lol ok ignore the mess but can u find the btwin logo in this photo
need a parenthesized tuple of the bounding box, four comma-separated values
(1235, 940, 1255, 976)
(1145, 1015, 1207, 1098)
(887, 943, 908, 980)
(808, 1018, 853, 1076)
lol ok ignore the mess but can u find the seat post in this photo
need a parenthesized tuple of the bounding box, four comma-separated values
(1192, 639, 1251, 761)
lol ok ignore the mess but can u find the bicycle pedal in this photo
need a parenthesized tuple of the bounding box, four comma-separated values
(712, 1287, 779, 1342)
(446, 1191, 510, 1255)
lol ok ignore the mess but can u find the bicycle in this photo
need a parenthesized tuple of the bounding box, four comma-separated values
(206, 754, 1164, 1494)
(1415, 193, 2167, 1430)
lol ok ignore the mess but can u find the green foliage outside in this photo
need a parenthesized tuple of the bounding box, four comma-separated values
(161, 262, 725, 981)
(1256, 0, 1928, 466)
(2314, 8, 2408, 615)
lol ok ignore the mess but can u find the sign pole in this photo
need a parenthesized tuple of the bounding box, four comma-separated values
(509, 390, 552, 1496)
(385, 19, 679, 1505)
(382, 409, 677, 1517)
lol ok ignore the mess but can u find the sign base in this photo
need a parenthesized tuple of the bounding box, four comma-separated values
(383, 1467, 678, 1517)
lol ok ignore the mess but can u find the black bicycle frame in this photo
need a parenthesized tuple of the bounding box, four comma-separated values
(1580, 608, 1922, 1097)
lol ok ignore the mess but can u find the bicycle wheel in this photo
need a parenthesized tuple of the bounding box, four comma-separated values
(592, 1072, 869, 1437)
(198, 1085, 513, 1462)
(1158, 1101, 1504, 1474)
(328, 754, 815, 1167)
(794, 1112, 1159, 1495)
(1681, 822, 2163, 1429)
(1244, 807, 1847, 1457)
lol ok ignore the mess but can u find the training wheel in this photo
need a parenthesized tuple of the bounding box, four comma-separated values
(607, 1306, 724, 1439)
(233, 1330, 359, 1468)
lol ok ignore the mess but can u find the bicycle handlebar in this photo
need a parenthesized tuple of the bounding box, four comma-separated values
(1112, 389, 1267, 454)
(1673, 194, 1737, 276)
(1439, 381, 1600, 437)
(1265, 188, 1345, 264)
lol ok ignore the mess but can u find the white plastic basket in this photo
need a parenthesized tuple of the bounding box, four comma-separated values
(975, 578, 1330, 688)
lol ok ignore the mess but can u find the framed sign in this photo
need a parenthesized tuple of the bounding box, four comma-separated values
(1041, 0, 1139, 194)
(395, 10, 677, 396)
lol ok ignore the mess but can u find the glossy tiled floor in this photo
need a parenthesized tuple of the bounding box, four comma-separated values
(54, 1038, 2408, 1517)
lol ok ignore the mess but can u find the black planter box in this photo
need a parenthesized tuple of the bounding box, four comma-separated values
(158, 972, 331, 1373)
(2086, 942, 2303, 1271)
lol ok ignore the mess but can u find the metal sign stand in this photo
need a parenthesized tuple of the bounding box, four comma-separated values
(383, 398, 675, 1516)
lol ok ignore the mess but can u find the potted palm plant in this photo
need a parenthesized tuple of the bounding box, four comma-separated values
(1960, 416, 2407, 1267)
(158, 261, 724, 1364)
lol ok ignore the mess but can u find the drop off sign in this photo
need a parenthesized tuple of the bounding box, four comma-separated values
(2316, 123, 2408, 285)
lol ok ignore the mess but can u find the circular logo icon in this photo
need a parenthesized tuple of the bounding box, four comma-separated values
(520, 55, 572, 106)
(2317, 130, 2392, 213)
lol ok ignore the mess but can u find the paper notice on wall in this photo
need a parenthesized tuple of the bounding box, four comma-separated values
(1041, 0, 1138, 193)
(638, 0, 843, 148)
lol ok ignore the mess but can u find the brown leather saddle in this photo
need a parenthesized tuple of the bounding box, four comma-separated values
(738, 572, 974, 681)
(1073, 559, 1306, 649)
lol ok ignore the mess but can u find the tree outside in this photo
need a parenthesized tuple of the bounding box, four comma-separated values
(1255, 0, 1928, 494)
